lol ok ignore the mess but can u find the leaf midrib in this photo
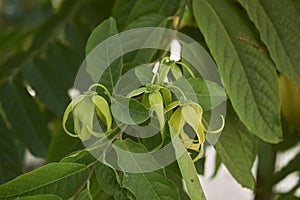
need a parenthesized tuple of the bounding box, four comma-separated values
(202, 0, 274, 134)
(1, 164, 88, 198)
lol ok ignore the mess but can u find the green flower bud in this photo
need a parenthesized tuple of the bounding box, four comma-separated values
(62, 84, 112, 141)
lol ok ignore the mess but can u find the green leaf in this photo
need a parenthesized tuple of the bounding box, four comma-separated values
(0, 118, 24, 184)
(112, 0, 180, 28)
(86, 17, 119, 55)
(76, 189, 93, 200)
(89, 173, 114, 200)
(85, 17, 123, 93)
(111, 95, 149, 125)
(0, 81, 50, 157)
(16, 194, 63, 200)
(165, 163, 190, 200)
(171, 78, 226, 111)
(135, 65, 155, 85)
(193, 0, 282, 143)
(22, 60, 70, 116)
(95, 162, 121, 196)
(215, 104, 257, 190)
(60, 149, 95, 165)
(0, 163, 89, 199)
(122, 14, 168, 65)
(125, 13, 166, 30)
(114, 139, 180, 200)
(237, 0, 300, 89)
(169, 123, 206, 200)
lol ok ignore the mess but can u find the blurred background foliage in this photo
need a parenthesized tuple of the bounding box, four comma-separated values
(0, 0, 116, 183)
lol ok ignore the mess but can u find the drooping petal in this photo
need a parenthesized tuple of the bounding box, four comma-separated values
(73, 97, 96, 139)
(192, 144, 205, 163)
(149, 91, 165, 142)
(165, 101, 180, 113)
(169, 108, 184, 134)
(62, 95, 85, 137)
(93, 95, 112, 135)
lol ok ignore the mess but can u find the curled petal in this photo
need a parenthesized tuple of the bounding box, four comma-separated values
(203, 115, 225, 134)
(192, 144, 205, 163)
(62, 95, 85, 138)
(165, 101, 180, 113)
(169, 108, 184, 134)
(93, 95, 112, 134)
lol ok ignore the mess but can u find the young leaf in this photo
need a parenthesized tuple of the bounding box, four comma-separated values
(215, 104, 257, 190)
(0, 163, 89, 199)
(89, 173, 115, 200)
(111, 95, 149, 125)
(114, 139, 180, 200)
(76, 189, 93, 200)
(0, 81, 50, 157)
(193, 0, 282, 143)
(95, 162, 121, 196)
(112, 0, 180, 28)
(237, 0, 300, 89)
(169, 123, 206, 200)
(85, 17, 123, 93)
(60, 149, 95, 165)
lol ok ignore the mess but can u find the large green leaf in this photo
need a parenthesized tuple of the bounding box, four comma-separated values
(0, 81, 50, 157)
(169, 123, 206, 200)
(0, 118, 24, 184)
(237, 0, 300, 89)
(111, 95, 149, 125)
(112, 0, 180, 28)
(95, 162, 120, 196)
(95, 162, 133, 199)
(85, 17, 123, 93)
(114, 139, 180, 200)
(22, 60, 70, 116)
(0, 163, 89, 199)
(125, 13, 166, 30)
(89, 173, 115, 200)
(193, 0, 282, 143)
(123, 14, 168, 65)
(215, 104, 257, 190)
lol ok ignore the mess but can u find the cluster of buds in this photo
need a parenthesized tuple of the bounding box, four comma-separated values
(62, 58, 224, 162)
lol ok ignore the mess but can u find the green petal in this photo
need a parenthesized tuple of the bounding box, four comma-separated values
(62, 95, 85, 138)
(192, 144, 204, 163)
(73, 97, 95, 139)
(165, 101, 180, 113)
(93, 95, 112, 134)
(158, 62, 171, 83)
(170, 64, 183, 80)
(169, 108, 184, 134)
(148, 91, 165, 142)
(127, 87, 147, 98)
